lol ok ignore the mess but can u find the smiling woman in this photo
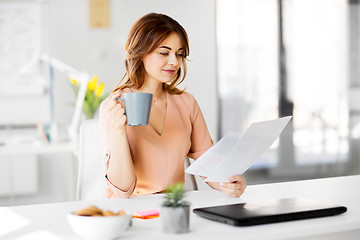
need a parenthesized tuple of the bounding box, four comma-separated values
(115, 13, 190, 95)
(142, 33, 185, 88)
(99, 12, 247, 199)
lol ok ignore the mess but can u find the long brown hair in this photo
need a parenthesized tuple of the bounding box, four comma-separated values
(113, 13, 189, 94)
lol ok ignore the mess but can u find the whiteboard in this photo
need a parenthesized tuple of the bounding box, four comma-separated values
(0, 1, 51, 125)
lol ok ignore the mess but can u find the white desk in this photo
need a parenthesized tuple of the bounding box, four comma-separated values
(0, 126, 74, 157)
(1, 175, 359, 240)
(0, 142, 74, 156)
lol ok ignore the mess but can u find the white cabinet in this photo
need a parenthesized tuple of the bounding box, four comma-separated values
(0, 155, 38, 196)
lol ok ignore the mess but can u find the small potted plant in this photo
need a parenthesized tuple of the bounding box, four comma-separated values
(160, 183, 190, 234)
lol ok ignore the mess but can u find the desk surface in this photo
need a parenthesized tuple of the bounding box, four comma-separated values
(0, 127, 74, 156)
(1, 175, 359, 240)
(0, 142, 74, 156)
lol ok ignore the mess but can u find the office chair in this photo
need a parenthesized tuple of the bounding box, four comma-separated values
(76, 119, 107, 200)
(184, 158, 211, 191)
(184, 157, 198, 191)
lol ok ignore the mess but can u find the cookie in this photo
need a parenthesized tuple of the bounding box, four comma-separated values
(74, 206, 126, 217)
(75, 206, 103, 216)
(117, 210, 125, 216)
(103, 210, 117, 216)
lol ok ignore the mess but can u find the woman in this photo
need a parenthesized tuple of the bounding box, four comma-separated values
(99, 13, 246, 198)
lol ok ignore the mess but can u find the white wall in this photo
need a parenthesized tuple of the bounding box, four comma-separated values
(49, 0, 218, 140)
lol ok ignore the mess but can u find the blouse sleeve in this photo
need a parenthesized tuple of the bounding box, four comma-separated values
(187, 95, 214, 160)
(103, 152, 136, 198)
(99, 98, 136, 198)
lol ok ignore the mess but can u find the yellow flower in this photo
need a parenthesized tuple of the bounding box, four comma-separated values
(71, 78, 79, 85)
(70, 75, 109, 119)
(95, 82, 105, 97)
(88, 75, 98, 91)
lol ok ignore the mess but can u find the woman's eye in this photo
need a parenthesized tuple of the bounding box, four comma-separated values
(176, 53, 185, 57)
(160, 52, 169, 56)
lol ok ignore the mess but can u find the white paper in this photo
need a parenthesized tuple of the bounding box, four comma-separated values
(185, 116, 292, 182)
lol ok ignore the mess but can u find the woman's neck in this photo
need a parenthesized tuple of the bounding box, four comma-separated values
(136, 82, 164, 102)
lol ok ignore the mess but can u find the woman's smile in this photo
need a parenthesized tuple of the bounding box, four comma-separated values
(162, 69, 176, 74)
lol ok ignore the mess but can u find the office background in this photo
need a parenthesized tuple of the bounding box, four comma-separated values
(0, 0, 359, 206)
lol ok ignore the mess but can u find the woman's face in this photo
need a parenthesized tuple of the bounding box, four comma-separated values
(142, 32, 185, 85)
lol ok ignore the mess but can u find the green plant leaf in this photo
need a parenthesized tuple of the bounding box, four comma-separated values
(82, 100, 93, 119)
(162, 183, 186, 207)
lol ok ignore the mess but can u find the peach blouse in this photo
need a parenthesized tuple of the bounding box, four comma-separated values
(100, 89, 213, 198)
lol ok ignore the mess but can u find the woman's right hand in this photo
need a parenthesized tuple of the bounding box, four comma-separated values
(100, 92, 127, 131)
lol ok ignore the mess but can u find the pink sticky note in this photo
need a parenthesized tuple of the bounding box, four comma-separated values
(133, 209, 160, 219)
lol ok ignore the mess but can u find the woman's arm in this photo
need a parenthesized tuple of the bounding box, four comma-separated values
(186, 94, 246, 198)
(99, 92, 136, 196)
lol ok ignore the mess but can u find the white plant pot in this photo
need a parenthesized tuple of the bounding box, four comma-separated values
(160, 205, 190, 234)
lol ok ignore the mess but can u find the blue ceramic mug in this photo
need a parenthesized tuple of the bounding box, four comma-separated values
(116, 92, 153, 126)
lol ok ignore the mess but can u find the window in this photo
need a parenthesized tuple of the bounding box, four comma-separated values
(217, 0, 350, 182)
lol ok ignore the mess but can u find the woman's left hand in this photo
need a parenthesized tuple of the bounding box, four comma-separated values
(208, 175, 246, 198)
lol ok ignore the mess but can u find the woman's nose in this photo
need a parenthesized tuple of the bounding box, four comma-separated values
(168, 53, 179, 66)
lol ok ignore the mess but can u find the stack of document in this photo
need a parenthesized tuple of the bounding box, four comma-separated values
(185, 116, 292, 182)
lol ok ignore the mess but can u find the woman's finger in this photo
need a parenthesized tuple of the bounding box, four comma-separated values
(220, 179, 246, 191)
(220, 184, 246, 198)
(228, 175, 246, 184)
(102, 96, 118, 114)
(104, 95, 125, 116)
(108, 104, 125, 122)
(220, 181, 246, 190)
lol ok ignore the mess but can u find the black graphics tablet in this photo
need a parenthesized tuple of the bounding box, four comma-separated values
(193, 198, 347, 226)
